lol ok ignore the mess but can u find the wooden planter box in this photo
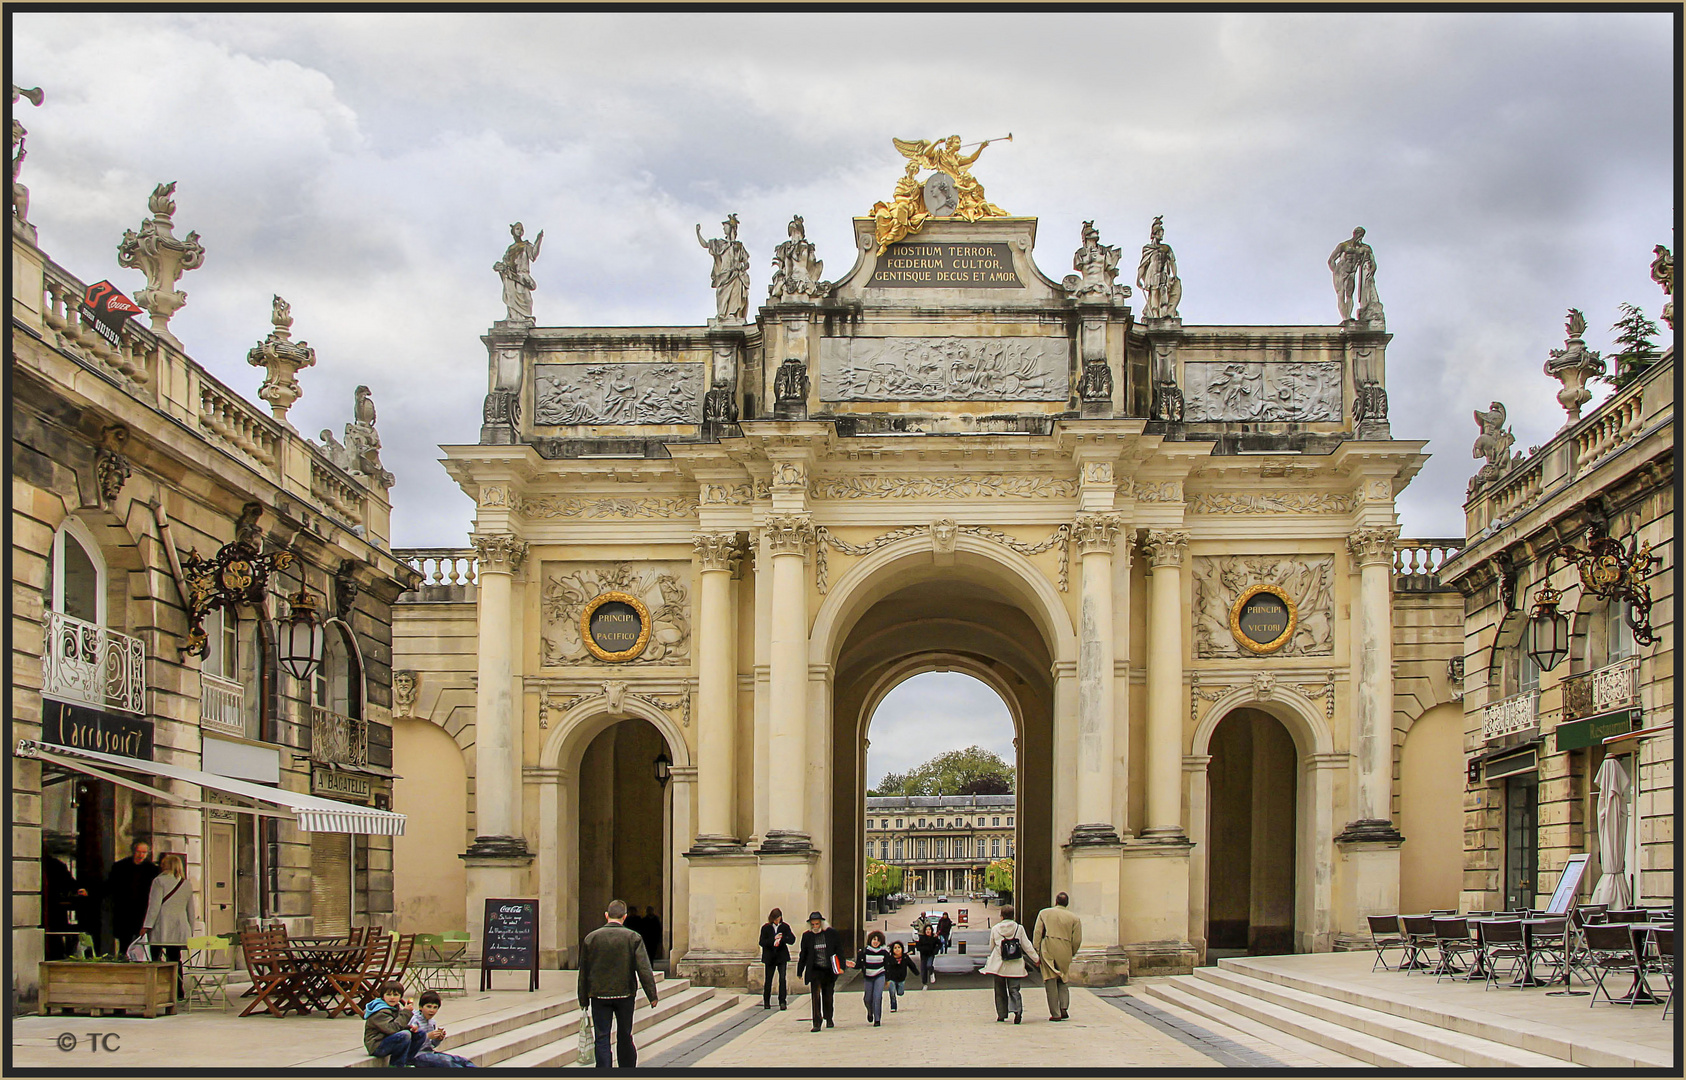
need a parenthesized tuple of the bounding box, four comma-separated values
(39, 961, 178, 1018)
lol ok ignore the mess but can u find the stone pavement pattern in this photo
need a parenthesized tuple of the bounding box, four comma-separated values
(691, 984, 1220, 1069)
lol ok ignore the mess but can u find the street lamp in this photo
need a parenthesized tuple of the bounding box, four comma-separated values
(276, 585, 325, 682)
(1526, 580, 1571, 673)
(653, 751, 671, 788)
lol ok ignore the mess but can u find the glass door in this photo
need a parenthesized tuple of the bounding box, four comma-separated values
(1504, 774, 1539, 910)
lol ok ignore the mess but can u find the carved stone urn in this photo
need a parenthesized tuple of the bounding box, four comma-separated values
(115, 182, 205, 341)
(1543, 308, 1605, 429)
(246, 295, 316, 422)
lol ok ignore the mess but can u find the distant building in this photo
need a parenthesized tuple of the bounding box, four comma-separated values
(866, 794, 1015, 897)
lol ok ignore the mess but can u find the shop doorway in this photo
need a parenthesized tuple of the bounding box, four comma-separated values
(575, 717, 671, 961)
(1205, 708, 1297, 957)
(1504, 774, 1539, 910)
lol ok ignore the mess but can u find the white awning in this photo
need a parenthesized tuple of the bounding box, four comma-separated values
(16, 739, 405, 836)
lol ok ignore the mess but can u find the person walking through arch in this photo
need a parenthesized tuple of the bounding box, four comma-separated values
(937, 912, 954, 953)
(578, 899, 658, 1068)
(796, 911, 852, 1032)
(106, 839, 158, 957)
(914, 923, 941, 988)
(1033, 891, 1082, 1021)
(758, 908, 796, 1010)
(982, 905, 1039, 1024)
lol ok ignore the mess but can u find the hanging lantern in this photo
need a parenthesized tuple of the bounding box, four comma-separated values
(1526, 581, 1570, 673)
(276, 585, 325, 682)
(653, 750, 672, 787)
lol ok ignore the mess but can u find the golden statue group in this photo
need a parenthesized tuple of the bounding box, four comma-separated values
(870, 134, 1011, 252)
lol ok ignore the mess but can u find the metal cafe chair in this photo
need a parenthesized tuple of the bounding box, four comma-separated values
(1432, 918, 1478, 983)
(1582, 922, 1654, 1009)
(1365, 915, 1410, 972)
(1477, 919, 1527, 990)
(1650, 926, 1675, 1019)
(1399, 916, 1441, 975)
(182, 934, 235, 1012)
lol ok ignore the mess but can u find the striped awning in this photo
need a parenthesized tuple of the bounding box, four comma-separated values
(16, 739, 405, 836)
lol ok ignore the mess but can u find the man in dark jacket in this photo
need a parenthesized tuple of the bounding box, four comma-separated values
(937, 913, 954, 952)
(105, 839, 158, 955)
(758, 908, 797, 1009)
(579, 899, 658, 1068)
(796, 911, 852, 1032)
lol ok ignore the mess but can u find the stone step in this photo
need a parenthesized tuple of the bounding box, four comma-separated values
(1191, 968, 1573, 1069)
(1218, 957, 1658, 1068)
(1170, 972, 1455, 1067)
(497, 984, 723, 1068)
(1136, 982, 1370, 1068)
(574, 988, 744, 1066)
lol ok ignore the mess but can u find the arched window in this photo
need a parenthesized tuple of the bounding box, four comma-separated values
(314, 623, 362, 719)
(991, 838, 1001, 857)
(46, 518, 106, 625)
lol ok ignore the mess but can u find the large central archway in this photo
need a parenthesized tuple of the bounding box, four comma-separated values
(817, 538, 1072, 952)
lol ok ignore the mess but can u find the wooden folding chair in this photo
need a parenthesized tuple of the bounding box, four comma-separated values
(238, 933, 306, 1017)
(324, 939, 390, 1017)
(381, 934, 419, 1000)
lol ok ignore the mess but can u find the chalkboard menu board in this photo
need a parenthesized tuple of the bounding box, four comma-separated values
(480, 897, 540, 991)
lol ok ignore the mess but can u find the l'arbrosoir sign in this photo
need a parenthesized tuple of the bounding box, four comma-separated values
(867, 242, 1023, 288)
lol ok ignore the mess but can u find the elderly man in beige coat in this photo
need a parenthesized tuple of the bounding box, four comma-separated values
(1032, 892, 1083, 1020)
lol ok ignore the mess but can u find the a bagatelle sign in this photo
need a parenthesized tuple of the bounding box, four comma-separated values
(312, 768, 373, 802)
(867, 241, 1023, 288)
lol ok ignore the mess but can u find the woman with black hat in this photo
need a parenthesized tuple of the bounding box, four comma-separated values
(796, 911, 852, 1032)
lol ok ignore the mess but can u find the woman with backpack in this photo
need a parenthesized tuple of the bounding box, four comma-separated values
(981, 905, 1040, 1024)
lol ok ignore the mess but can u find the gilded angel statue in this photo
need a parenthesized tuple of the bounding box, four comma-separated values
(871, 134, 1011, 251)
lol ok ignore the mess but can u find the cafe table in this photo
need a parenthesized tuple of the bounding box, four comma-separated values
(284, 943, 369, 1016)
(1604, 923, 1662, 1006)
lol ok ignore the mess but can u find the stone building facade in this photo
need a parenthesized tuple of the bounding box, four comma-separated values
(1442, 337, 1673, 913)
(390, 152, 1467, 985)
(10, 181, 414, 998)
(865, 795, 1017, 896)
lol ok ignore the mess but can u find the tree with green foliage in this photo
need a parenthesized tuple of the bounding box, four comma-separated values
(1605, 303, 1660, 389)
(984, 857, 1014, 902)
(869, 745, 1015, 797)
(864, 857, 903, 900)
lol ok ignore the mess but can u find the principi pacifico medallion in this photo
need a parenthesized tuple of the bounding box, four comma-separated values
(870, 134, 1013, 253)
(1230, 583, 1298, 655)
(581, 590, 651, 662)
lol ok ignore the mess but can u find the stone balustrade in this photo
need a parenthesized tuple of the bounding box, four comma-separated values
(41, 262, 157, 391)
(310, 459, 366, 526)
(1393, 537, 1461, 591)
(1572, 379, 1646, 472)
(198, 378, 279, 469)
(394, 548, 480, 599)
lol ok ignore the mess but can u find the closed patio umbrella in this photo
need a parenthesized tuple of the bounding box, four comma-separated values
(1590, 756, 1632, 908)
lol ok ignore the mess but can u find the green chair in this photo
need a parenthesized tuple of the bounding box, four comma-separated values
(183, 935, 236, 1011)
(409, 932, 470, 995)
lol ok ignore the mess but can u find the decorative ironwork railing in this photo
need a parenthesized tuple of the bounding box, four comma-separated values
(1561, 657, 1641, 722)
(309, 705, 368, 766)
(42, 610, 146, 714)
(198, 671, 248, 738)
(1482, 689, 1539, 743)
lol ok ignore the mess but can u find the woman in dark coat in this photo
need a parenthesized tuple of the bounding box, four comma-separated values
(796, 911, 853, 1032)
(914, 924, 942, 988)
(758, 907, 797, 1010)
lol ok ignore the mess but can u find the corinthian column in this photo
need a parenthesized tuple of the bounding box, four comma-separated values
(1340, 527, 1403, 840)
(691, 533, 743, 851)
(1071, 513, 1123, 845)
(1141, 530, 1189, 839)
(467, 532, 528, 856)
(760, 514, 815, 852)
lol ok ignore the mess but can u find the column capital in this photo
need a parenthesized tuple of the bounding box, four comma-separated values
(1141, 529, 1190, 568)
(471, 532, 528, 574)
(693, 531, 744, 572)
(1346, 526, 1401, 567)
(1072, 512, 1122, 555)
(764, 513, 815, 556)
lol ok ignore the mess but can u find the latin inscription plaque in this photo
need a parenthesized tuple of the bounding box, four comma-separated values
(581, 591, 650, 662)
(1230, 585, 1296, 654)
(867, 241, 1023, 288)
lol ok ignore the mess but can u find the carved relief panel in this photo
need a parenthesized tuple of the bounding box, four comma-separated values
(817, 336, 1070, 401)
(533, 363, 704, 425)
(540, 561, 692, 665)
(1183, 361, 1343, 422)
(1191, 554, 1335, 658)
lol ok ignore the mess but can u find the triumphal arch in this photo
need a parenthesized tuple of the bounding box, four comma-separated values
(398, 138, 1440, 984)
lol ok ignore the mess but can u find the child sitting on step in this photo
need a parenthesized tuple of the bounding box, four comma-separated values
(411, 990, 478, 1068)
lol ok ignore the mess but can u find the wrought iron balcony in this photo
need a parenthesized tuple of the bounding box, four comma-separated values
(198, 671, 249, 738)
(1482, 689, 1539, 743)
(1561, 658, 1640, 721)
(309, 705, 369, 766)
(42, 610, 145, 714)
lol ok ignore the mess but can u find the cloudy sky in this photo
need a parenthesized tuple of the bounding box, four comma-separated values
(13, 12, 1673, 551)
(865, 673, 1016, 791)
